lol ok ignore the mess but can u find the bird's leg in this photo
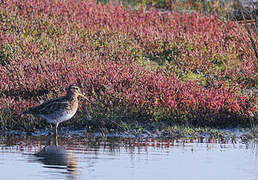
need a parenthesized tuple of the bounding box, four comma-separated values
(55, 133, 58, 146)
(55, 123, 59, 136)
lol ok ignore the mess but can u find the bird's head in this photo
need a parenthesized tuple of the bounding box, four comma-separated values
(67, 85, 96, 106)
(67, 85, 83, 96)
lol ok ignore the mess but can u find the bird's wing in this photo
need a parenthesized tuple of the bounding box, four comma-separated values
(24, 96, 69, 115)
(38, 101, 69, 115)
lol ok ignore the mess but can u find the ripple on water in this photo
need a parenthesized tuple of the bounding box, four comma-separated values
(0, 135, 257, 180)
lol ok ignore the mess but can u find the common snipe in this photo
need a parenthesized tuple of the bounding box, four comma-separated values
(23, 85, 94, 134)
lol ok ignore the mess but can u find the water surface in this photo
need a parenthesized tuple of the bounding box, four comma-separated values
(0, 135, 257, 180)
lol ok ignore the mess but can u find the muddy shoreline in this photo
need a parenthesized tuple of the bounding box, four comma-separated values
(1, 126, 257, 140)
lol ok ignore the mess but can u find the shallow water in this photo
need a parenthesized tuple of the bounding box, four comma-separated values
(0, 135, 257, 180)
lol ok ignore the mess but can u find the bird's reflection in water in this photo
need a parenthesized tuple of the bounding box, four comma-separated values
(35, 135, 78, 179)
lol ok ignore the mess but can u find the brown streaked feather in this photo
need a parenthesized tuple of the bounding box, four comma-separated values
(38, 102, 70, 115)
(23, 96, 70, 115)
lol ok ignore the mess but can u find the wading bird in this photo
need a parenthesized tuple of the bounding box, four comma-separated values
(23, 85, 94, 135)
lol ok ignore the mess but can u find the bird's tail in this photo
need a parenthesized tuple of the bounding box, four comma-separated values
(22, 108, 33, 115)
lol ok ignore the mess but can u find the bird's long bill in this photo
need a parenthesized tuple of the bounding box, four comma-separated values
(80, 94, 96, 107)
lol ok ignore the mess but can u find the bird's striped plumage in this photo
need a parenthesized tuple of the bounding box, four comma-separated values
(24, 85, 93, 134)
